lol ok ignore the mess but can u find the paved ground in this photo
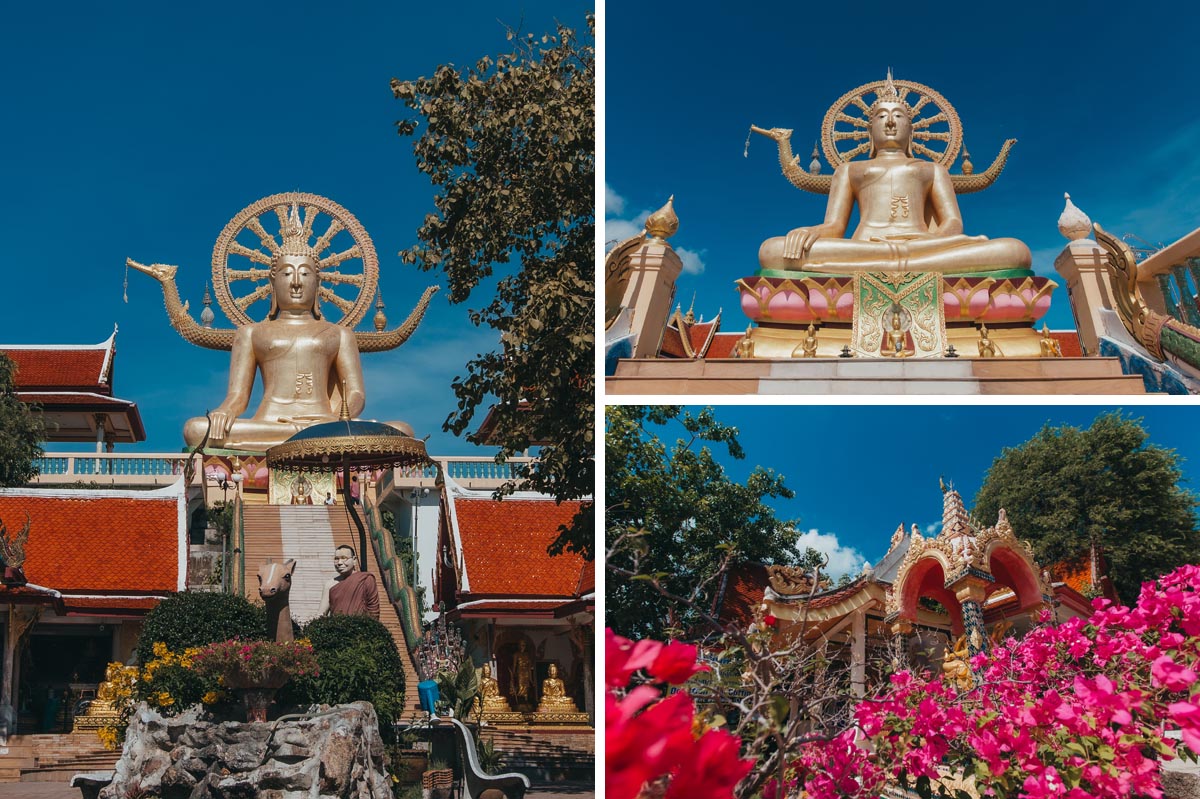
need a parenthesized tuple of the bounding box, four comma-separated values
(0, 780, 595, 798)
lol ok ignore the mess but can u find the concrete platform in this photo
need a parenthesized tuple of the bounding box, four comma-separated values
(607, 356, 1147, 395)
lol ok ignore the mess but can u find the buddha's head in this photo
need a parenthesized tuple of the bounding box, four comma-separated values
(481, 663, 492, 678)
(868, 101, 913, 157)
(867, 70, 913, 158)
(269, 203, 323, 319)
(547, 663, 558, 678)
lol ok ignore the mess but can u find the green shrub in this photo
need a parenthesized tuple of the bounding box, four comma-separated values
(136, 591, 265, 665)
(285, 614, 406, 739)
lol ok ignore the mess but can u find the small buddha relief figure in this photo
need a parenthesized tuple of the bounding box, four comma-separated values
(536, 663, 581, 714)
(977, 323, 997, 358)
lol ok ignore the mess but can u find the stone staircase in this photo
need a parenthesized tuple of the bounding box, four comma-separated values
(241, 505, 424, 719)
(480, 726, 595, 781)
(0, 732, 116, 783)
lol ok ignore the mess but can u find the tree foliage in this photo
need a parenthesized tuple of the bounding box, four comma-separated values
(972, 411, 1199, 604)
(0, 353, 44, 487)
(391, 16, 595, 559)
(606, 406, 800, 640)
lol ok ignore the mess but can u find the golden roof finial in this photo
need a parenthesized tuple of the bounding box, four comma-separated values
(645, 195, 679, 242)
(684, 293, 696, 325)
(373, 291, 387, 332)
(961, 143, 974, 175)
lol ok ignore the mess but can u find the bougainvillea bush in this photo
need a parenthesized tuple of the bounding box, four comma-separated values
(611, 565, 1200, 799)
(814, 564, 1200, 799)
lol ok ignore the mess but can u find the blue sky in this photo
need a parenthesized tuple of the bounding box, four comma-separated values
(0, 0, 591, 455)
(651, 405, 1200, 577)
(605, 2, 1200, 332)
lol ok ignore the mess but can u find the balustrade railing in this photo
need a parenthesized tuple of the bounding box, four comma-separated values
(32, 453, 191, 484)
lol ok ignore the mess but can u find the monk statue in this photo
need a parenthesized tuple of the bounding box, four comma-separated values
(510, 639, 536, 710)
(128, 191, 438, 453)
(757, 71, 1030, 275)
(536, 663, 581, 714)
(318, 545, 380, 620)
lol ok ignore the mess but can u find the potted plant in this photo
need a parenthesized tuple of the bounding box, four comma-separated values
(190, 639, 318, 722)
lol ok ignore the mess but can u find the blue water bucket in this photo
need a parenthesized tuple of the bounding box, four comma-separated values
(417, 680, 440, 713)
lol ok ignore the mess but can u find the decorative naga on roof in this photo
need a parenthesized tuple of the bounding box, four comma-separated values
(129, 192, 438, 451)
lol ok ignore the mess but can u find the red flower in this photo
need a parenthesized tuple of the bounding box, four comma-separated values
(762, 614, 778, 627)
(665, 728, 754, 799)
(607, 628, 663, 688)
(648, 641, 709, 685)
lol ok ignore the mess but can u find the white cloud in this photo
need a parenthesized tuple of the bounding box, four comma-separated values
(923, 521, 943, 537)
(604, 184, 707, 274)
(795, 528, 866, 579)
(605, 184, 626, 216)
(675, 246, 707, 276)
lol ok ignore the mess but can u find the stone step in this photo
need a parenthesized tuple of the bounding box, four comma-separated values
(608, 356, 1148, 395)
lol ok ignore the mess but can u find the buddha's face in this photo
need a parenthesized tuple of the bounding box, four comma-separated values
(548, 663, 558, 677)
(482, 664, 492, 678)
(272, 254, 320, 315)
(869, 101, 912, 153)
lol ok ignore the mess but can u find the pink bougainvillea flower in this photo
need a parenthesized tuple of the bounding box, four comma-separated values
(648, 641, 709, 685)
(1151, 655, 1198, 692)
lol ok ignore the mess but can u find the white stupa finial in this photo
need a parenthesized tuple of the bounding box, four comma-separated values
(1058, 192, 1092, 242)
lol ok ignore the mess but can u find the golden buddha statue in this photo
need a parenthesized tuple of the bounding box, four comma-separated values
(757, 72, 1030, 275)
(535, 663, 580, 714)
(473, 662, 523, 723)
(129, 192, 437, 452)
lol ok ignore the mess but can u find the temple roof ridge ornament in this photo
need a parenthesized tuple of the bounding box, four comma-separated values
(1058, 192, 1093, 242)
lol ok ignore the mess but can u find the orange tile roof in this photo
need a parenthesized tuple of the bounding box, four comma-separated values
(0, 493, 180, 594)
(3, 349, 109, 392)
(706, 334, 740, 359)
(716, 563, 769, 631)
(452, 497, 592, 599)
(1049, 331, 1083, 358)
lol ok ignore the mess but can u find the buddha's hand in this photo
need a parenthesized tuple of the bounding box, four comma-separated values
(208, 409, 235, 441)
(784, 227, 822, 260)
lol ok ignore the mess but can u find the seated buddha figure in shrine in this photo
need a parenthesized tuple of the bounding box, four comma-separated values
(536, 663, 581, 714)
(475, 663, 516, 714)
(757, 73, 1031, 275)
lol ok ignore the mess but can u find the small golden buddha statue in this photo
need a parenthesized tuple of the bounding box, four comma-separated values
(941, 635, 973, 691)
(800, 323, 818, 358)
(476, 663, 514, 714)
(757, 72, 1030, 275)
(978, 323, 997, 358)
(535, 663, 580, 714)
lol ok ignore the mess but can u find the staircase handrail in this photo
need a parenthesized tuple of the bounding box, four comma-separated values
(363, 497, 425, 652)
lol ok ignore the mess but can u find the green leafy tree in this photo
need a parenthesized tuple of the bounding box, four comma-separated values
(972, 411, 1200, 604)
(0, 353, 44, 486)
(606, 406, 800, 640)
(391, 16, 595, 560)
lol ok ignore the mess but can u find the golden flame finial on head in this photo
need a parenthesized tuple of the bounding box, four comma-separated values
(645, 195, 679, 242)
(277, 203, 319, 262)
(868, 67, 912, 115)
